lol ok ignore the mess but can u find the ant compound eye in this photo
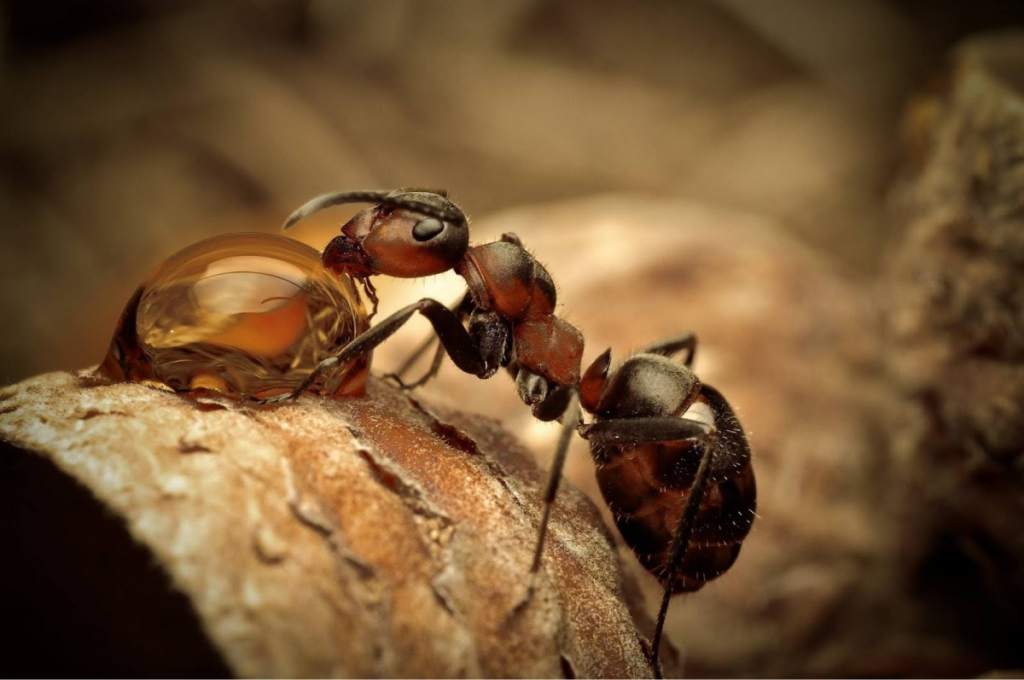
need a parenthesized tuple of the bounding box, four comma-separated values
(412, 217, 445, 242)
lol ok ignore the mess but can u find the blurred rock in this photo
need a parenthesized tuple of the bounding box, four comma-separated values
(887, 28, 1024, 639)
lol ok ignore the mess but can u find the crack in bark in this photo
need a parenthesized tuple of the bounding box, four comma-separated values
(274, 437, 391, 674)
(251, 524, 288, 564)
(405, 393, 525, 508)
(256, 420, 384, 586)
(281, 457, 335, 537)
(78, 408, 128, 420)
(343, 422, 469, 629)
(178, 439, 214, 454)
(349, 435, 453, 529)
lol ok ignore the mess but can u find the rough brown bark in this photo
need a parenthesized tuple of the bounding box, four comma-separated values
(0, 373, 668, 678)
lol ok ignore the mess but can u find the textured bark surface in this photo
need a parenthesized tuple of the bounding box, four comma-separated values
(0, 373, 666, 678)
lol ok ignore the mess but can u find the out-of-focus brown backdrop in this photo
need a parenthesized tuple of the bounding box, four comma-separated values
(3, 2, 1024, 678)
(2, 0, 1022, 383)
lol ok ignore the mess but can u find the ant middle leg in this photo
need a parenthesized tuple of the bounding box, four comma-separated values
(509, 381, 582, 617)
(252, 298, 501, 404)
(526, 385, 582, 576)
(384, 292, 474, 391)
(386, 341, 447, 391)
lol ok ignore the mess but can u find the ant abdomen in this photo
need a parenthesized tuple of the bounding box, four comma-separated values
(592, 381, 757, 593)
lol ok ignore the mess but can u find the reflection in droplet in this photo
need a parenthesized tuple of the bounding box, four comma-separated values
(99, 233, 369, 398)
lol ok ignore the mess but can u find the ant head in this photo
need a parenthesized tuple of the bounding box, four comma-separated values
(283, 189, 470, 279)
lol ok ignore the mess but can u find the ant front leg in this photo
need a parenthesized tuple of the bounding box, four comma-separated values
(581, 415, 717, 679)
(251, 298, 497, 404)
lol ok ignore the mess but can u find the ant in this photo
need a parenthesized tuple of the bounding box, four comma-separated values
(254, 189, 757, 677)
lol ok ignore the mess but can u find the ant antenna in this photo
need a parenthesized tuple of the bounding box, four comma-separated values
(282, 190, 465, 231)
(399, 186, 449, 197)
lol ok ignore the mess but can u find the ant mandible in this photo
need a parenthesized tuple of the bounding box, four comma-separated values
(255, 189, 757, 677)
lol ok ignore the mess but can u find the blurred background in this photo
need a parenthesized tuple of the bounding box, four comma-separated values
(3, 1, 1024, 677)
(3, 0, 1024, 383)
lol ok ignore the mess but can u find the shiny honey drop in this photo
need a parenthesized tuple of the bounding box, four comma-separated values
(99, 233, 369, 398)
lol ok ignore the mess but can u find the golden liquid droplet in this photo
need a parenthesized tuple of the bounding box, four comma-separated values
(99, 233, 369, 398)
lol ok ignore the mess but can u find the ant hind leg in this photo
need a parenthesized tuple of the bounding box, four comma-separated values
(650, 433, 714, 678)
(641, 332, 697, 367)
(580, 415, 717, 679)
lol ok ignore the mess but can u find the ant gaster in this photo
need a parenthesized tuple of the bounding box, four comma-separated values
(258, 189, 757, 677)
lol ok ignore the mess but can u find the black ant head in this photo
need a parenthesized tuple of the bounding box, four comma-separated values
(283, 189, 470, 279)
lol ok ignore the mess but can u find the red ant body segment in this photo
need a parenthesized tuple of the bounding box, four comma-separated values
(459, 240, 585, 388)
(258, 189, 756, 677)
